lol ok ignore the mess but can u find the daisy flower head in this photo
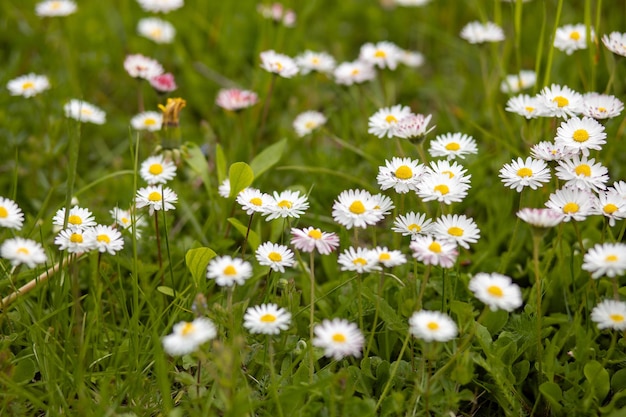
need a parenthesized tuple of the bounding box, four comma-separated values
(530, 141, 578, 162)
(613, 181, 626, 198)
(582, 93, 624, 120)
(218, 178, 231, 198)
(162, 317, 216, 357)
(555, 156, 609, 192)
(504, 94, 545, 119)
(293, 111, 327, 137)
(409, 310, 458, 342)
(538, 84, 584, 119)
(131, 111, 163, 132)
(257, 3, 296, 27)
(255, 242, 295, 273)
(373, 246, 407, 268)
(150, 73, 177, 93)
(555, 116, 606, 156)
(243, 304, 291, 335)
(137, 0, 184, 13)
(500, 70, 536, 94)
(545, 187, 594, 222)
(601, 32, 626, 57)
(35, 0, 76, 16)
(429, 133, 478, 160)
(392, 211, 433, 240)
(123, 54, 164, 80)
(0, 197, 24, 230)
(64, 99, 106, 124)
(52, 205, 96, 231)
(110, 207, 145, 237)
(1, 238, 47, 268)
(135, 185, 178, 215)
(591, 299, 626, 331)
(290, 226, 340, 255)
(140, 155, 177, 185)
(54, 228, 94, 253)
(376, 157, 426, 194)
(554, 24, 593, 55)
(84, 225, 124, 255)
(368, 104, 413, 139)
(433, 214, 480, 250)
(236, 187, 272, 214)
(516, 208, 564, 228)
(206, 255, 253, 287)
(410, 234, 459, 268)
(332, 189, 383, 230)
(216, 88, 258, 111)
(460, 21, 505, 44)
(417, 172, 469, 205)
(582, 243, 626, 279)
(313, 318, 364, 360)
(499, 157, 551, 193)
(371, 193, 395, 217)
(399, 49, 425, 68)
(394, 113, 435, 140)
(469, 273, 523, 312)
(260, 50, 299, 78)
(337, 247, 381, 273)
(295, 50, 336, 75)
(594, 187, 626, 226)
(428, 160, 471, 184)
(137, 17, 175, 44)
(264, 190, 309, 221)
(359, 41, 403, 70)
(333, 60, 376, 85)
(7, 74, 50, 98)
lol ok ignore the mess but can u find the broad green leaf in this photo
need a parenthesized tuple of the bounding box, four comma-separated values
(185, 247, 217, 284)
(611, 368, 626, 391)
(249, 137, 287, 178)
(584, 360, 610, 401)
(184, 143, 212, 194)
(157, 286, 175, 297)
(228, 162, 254, 197)
(13, 358, 37, 383)
(216, 143, 227, 183)
(482, 309, 509, 335)
(539, 382, 563, 412)
(227, 217, 260, 250)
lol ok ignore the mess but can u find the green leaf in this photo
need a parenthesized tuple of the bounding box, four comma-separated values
(185, 247, 217, 284)
(157, 286, 175, 297)
(539, 382, 563, 412)
(228, 162, 254, 198)
(184, 143, 212, 194)
(216, 143, 227, 183)
(482, 309, 509, 335)
(227, 217, 260, 251)
(584, 360, 610, 402)
(13, 358, 36, 384)
(250, 137, 287, 178)
(611, 368, 626, 391)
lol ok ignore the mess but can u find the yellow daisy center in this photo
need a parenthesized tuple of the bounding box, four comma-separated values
(349, 200, 366, 214)
(487, 285, 504, 298)
(181, 322, 195, 336)
(305, 121, 315, 129)
(51, 1, 61, 9)
(385, 115, 398, 124)
(574, 164, 591, 177)
(307, 229, 322, 239)
(0, 207, 7, 218)
(603, 204, 618, 214)
(81, 108, 93, 115)
(525, 106, 535, 113)
(569, 31, 581, 41)
(563, 202, 579, 214)
(149, 163, 164, 175)
(610, 314, 625, 323)
(374, 50, 386, 58)
(150, 28, 162, 39)
(311, 57, 320, 64)
(274, 62, 283, 72)
(605, 254, 618, 262)
(68, 215, 82, 225)
(121, 217, 130, 225)
(69, 233, 83, 243)
(260, 314, 276, 323)
(353, 257, 367, 266)
(552, 96, 569, 108)
(379, 253, 391, 261)
(448, 226, 464, 237)
(517, 167, 533, 178)
(148, 192, 162, 202)
(598, 107, 607, 113)
(408, 224, 421, 233)
(351, 69, 360, 76)
(332, 333, 346, 343)
(572, 129, 590, 143)
(442, 170, 454, 179)
(427, 321, 439, 331)
(223, 265, 237, 275)
(445, 142, 460, 151)
(250, 197, 263, 206)
(428, 242, 442, 253)
(144, 118, 157, 126)
(434, 184, 449, 195)
(277, 200, 292, 209)
(268, 252, 282, 262)
(17, 247, 29, 255)
(97, 234, 110, 243)
(395, 165, 413, 179)
(22, 81, 35, 90)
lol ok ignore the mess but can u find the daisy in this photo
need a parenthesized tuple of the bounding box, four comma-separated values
(255, 242, 295, 273)
(206, 255, 253, 287)
(218, 179, 231, 198)
(593, 190, 626, 226)
(0, 197, 24, 230)
(377, 157, 426, 193)
(64, 99, 106, 124)
(538, 84, 584, 119)
(591, 299, 626, 331)
(530, 141, 578, 162)
(337, 247, 381, 273)
(582, 93, 624, 119)
(368, 105, 413, 139)
(516, 207, 564, 228)
(371, 193, 395, 217)
(35, 0, 76, 16)
(433, 214, 481, 250)
(601, 32, 626, 57)
(135, 185, 178, 215)
(150, 73, 177, 93)
(500, 70, 536, 94)
(7, 74, 50, 98)
(140, 155, 177, 185)
(613, 181, 626, 198)
(84, 225, 124, 255)
(504, 94, 544, 119)
(429, 133, 478, 160)
(260, 50, 299, 78)
(394, 114, 435, 139)
(264, 190, 309, 221)
(295, 51, 336, 74)
(257, 3, 296, 27)
(52, 206, 96, 231)
(131, 111, 163, 131)
(399, 50, 425, 68)
(236, 188, 272, 215)
(554, 24, 593, 55)
(582, 243, 626, 279)
(555, 116, 606, 156)
(313, 318, 364, 360)
(333, 61, 376, 85)
(555, 156, 609, 192)
(137, 17, 175, 44)
(545, 187, 594, 222)
(162, 317, 217, 357)
(290, 226, 340, 255)
(417, 172, 469, 204)
(392, 212, 433, 240)
(409, 310, 458, 342)
(394, 0, 432, 6)
(359, 41, 403, 70)
(332, 189, 383, 230)
(428, 160, 471, 184)
(293, 111, 327, 137)
(468, 273, 523, 312)
(373, 246, 407, 268)
(1, 238, 47, 268)
(499, 157, 551, 192)
(123, 54, 164, 80)
(243, 304, 292, 335)
(215, 89, 258, 111)
(460, 21, 505, 44)
(110, 207, 145, 237)
(409, 235, 459, 268)
(137, 0, 184, 13)
(54, 228, 94, 253)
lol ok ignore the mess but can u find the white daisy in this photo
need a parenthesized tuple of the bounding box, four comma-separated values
(135, 185, 178, 215)
(290, 226, 340, 255)
(243, 304, 292, 335)
(555, 156, 609, 192)
(376, 157, 426, 194)
(293, 111, 327, 137)
(236, 188, 273, 215)
(294, 50, 336, 74)
(505, 94, 545, 119)
(554, 23, 593, 55)
(601, 32, 626, 57)
(140, 155, 177, 185)
(582, 242, 626, 279)
(0, 197, 24, 230)
(0, 238, 47, 268)
(359, 41, 403, 70)
(313, 318, 364, 360)
(538, 84, 584, 119)
(392, 212, 433, 240)
(218, 178, 231, 198)
(131, 111, 163, 131)
(427, 160, 471, 184)
(545, 187, 594, 222)
(530, 141, 578, 162)
(582, 93, 624, 120)
(433, 214, 481, 250)
(54, 228, 94, 253)
(206, 255, 253, 287)
(7, 73, 50, 98)
(35, 0, 76, 17)
(333, 61, 376, 85)
(468, 273, 523, 312)
(500, 70, 536, 94)
(409, 310, 458, 342)
(52, 206, 96, 231)
(332, 189, 383, 230)
(337, 247, 381, 273)
(264, 190, 309, 221)
(260, 50, 299, 78)
(162, 317, 217, 357)
(137, 17, 175, 44)
(372, 246, 407, 268)
(368, 105, 413, 139)
(460, 21, 505, 44)
(613, 181, 626, 198)
(399, 49, 425, 68)
(417, 172, 469, 204)
(123, 54, 164, 80)
(429, 133, 478, 160)
(555, 116, 607, 157)
(409, 235, 459, 268)
(64, 99, 106, 124)
(216, 89, 258, 111)
(137, 0, 184, 13)
(394, 0, 431, 6)
(591, 299, 626, 331)
(84, 225, 124, 255)
(371, 193, 395, 217)
(516, 208, 564, 228)
(499, 157, 552, 192)
(255, 242, 295, 273)
(110, 207, 145, 237)
(593, 190, 626, 227)
(394, 114, 435, 140)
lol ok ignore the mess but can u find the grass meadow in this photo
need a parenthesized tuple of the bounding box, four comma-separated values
(2, 0, 626, 415)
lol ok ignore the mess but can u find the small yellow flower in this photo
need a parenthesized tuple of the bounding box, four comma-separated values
(158, 97, 186, 127)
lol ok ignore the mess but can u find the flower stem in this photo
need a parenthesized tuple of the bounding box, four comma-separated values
(309, 251, 316, 383)
(375, 331, 412, 412)
(532, 232, 544, 381)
